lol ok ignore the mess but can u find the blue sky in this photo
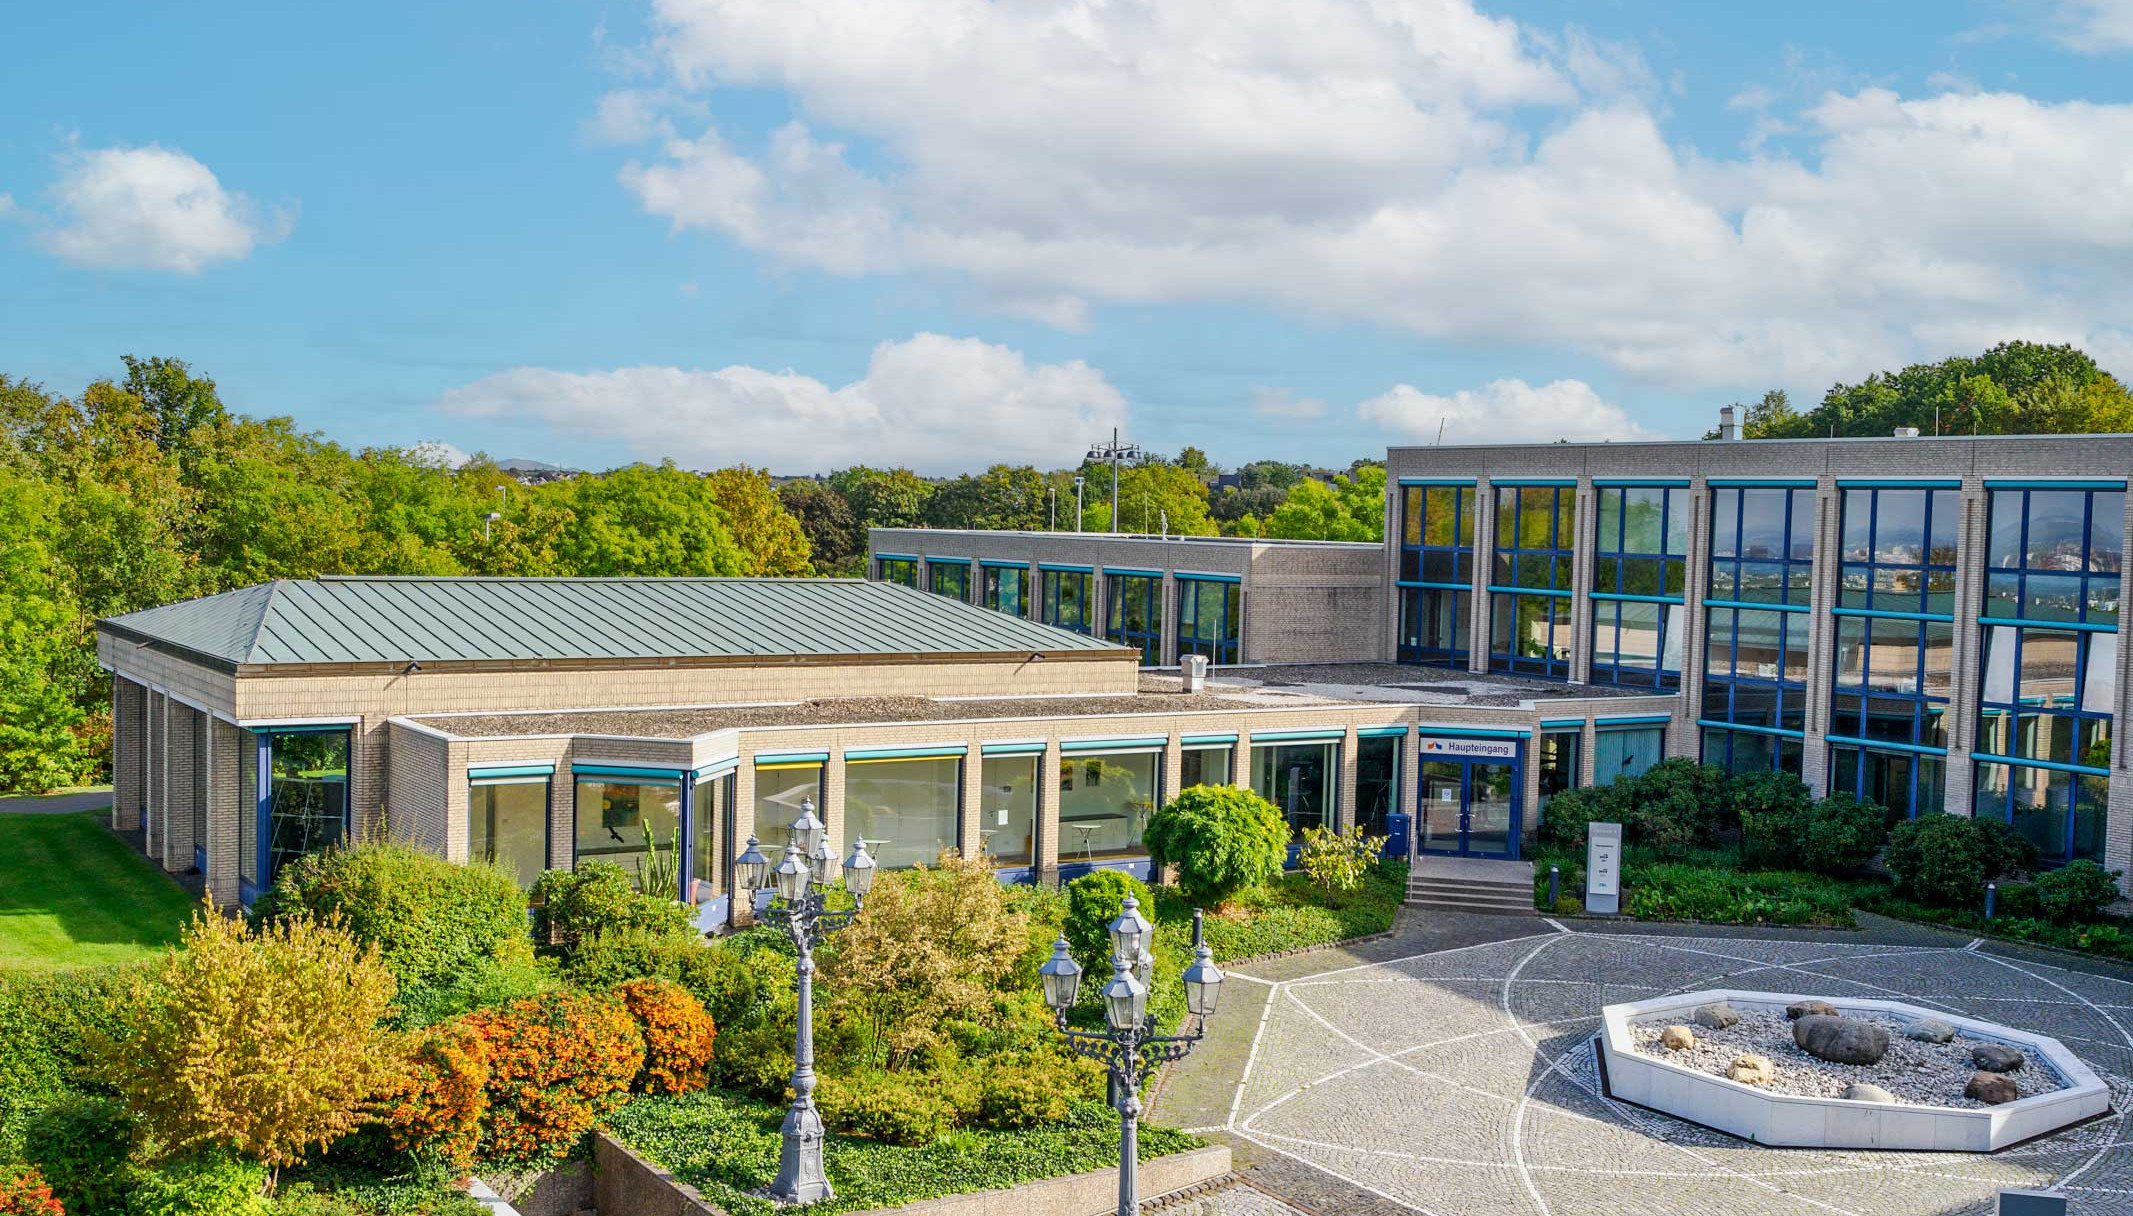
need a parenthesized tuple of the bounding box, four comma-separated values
(4, 0, 2131, 474)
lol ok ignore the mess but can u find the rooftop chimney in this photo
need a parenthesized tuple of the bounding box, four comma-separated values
(1892, 426, 1920, 438)
(1718, 405, 1742, 441)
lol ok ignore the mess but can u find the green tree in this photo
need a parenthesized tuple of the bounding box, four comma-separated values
(923, 464, 1049, 531)
(1142, 785, 1289, 909)
(778, 480, 863, 575)
(0, 469, 93, 792)
(1713, 343, 2133, 440)
(828, 466, 935, 530)
(702, 467, 813, 576)
(1079, 462, 1217, 535)
(551, 463, 746, 576)
(1262, 465, 1386, 541)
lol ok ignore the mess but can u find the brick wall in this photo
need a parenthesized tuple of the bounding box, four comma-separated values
(387, 721, 451, 857)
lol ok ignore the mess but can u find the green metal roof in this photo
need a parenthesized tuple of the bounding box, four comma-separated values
(100, 576, 1129, 668)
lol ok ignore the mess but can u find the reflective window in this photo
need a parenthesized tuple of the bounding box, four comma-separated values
(574, 779, 681, 889)
(977, 754, 1038, 867)
(877, 557, 917, 587)
(1594, 726, 1664, 785)
(265, 730, 349, 886)
(1491, 592, 1571, 679)
(1984, 489, 2123, 625)
(1829, 613, 1954, 820)
(690, 772, 732, 898)
(1356, 736, 1401, 839)
(1104, 572, 1162, 666)
(1252, 741, 1337, 841)
(845, 756, 962, 871)
(472, 779, 548, 889)
(1180, 745, 1233, 789)
(1709, 487, 1815, 606)
(1398, 586, 1470, 667)
(1177, 578, 1241, 665)
(1398, 485, 1476, 670)
(1490, 486, 1573, 679)
(1701, 725, 1804, 777)
(1830, 745, 1944, 830)
(982, 564, 1029, 616)
(1538, 730, 1579, 810)
(1059, 751, 1158, 862)
(1040, 569, 1095, 634)
(1591, 600, 1685, 690)
(754, 760, 823, 845)
(1705, 487, 1814, 775)
(1975, 760, 2107, 865)
(1839, 488, 1959, 615)
(1591, 486, 1688, 689)
(927, 560, 970, 602)
(1978, 625, 2115, 768)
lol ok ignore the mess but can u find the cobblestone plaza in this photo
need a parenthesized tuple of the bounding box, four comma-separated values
(1162, 923, 2133, 1216)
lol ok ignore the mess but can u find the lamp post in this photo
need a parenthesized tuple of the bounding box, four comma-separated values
(1085, 428, 1143, 535)
(1073, 475, 1085, 532)
(1039, 898, 1224, 1216)
(733, 801, 878, 1206)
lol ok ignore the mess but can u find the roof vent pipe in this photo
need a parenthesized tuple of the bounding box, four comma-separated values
(1718, 405, 1742, 441)
(1892, 426, 1920, 438)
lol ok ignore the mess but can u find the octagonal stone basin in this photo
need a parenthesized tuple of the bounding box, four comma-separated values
(1599, 989, 2110, 1151)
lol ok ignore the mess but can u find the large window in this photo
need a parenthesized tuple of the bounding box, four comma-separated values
(927, 560, 970, 602)
(1104, 571, 1162, 666)
(1590, 486, 1689, 688)
(1489, 485, 1574, 679)
(1058, 751, 1158, 864)
(754, 759, 824, 845)
(982, 564, 1029, 616)
(877, 556, 917, 587)
(263, 729, 349, 888)
(574, 778, 681, 889)
(1177, 577, 1241, 665)
(1180, 745, 1233, 789)
(1704, 486, 1815, 775)
(845, 756, 962, 871)
(1840, 488, 1959, 615)
(977, 754, 1038, 868)
(1356, 735, 1401, 841)
(1593, 725, 1664, 786)
(1397, 484, 1476, 668)
(691, 771, 733, 901)
(1538, 730, 1579, 811)
(1975, 486, 2121, 864)
(1040, 568, 1095, 634)
(1832, 746, 1944, 827)
(1252, 740, 1336, 841)
(472, 777, 548, 889)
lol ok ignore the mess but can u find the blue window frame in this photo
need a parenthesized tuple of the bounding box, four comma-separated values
(1397, 484, 1476, 670)
(1040, 568, 1094, 634)
(249, 727, 351, 903)
(1983, 488, 2123, 628)
(1176, 576, 1241, 665)
(927, 560, 970, 602)
(1700, 606, 1809, 775)
(1489, 485, 1574, 679)
(1709, 487, 1815, 607)
(877, 556, 917, 587)
(1104, 572, 1162, 666)
(1590, 486, 1688, 690)
(1974, 760, 2108, 864)
(1832, 744, 1944, 828)
(1978, 625, 2116, 772)
(1839, 488, 1959, 615)
(981, 564, 1028, 616)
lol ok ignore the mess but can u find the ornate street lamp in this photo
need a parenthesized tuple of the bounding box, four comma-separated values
(1040, 897, 1223, 1216)
(734, 814, 877, 1205)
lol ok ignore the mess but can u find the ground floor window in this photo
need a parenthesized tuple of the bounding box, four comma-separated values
(754, 760, 824, 846)
(1700, 726, 1803, 777)
(264, 729, 350, 888)
(927, 561, 970, 602)
(691, 771, 733, 900)
(1356, 735, 1400, 839)
(1489, 593, 1571, 679)
(982, 565, 1028, 616)
(1104, 572, 1162, 666)
(1538, 730, 1579, 810)
(1593, 726, 1664, 786)
(977, 754, 1038, 867)
(1830, 745, 1944, 826)
(877, 556, 917, 587)
(1041, 569, 1095, 634)
(1398, 587, 1470, 667)
(1180, 745, 1233, 789)
(575, 779, 681, 887)
(1059, 751, 1158, 863)
(845, 756, 962, 870)
(1975, 760, 2107, 864)
(471, 778, 548, 888)
(1177, 578, 1241, 665)
(1252, 740, 1336, 841)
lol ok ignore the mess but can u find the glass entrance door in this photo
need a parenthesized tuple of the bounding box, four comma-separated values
(1416, 756, 1523, 859)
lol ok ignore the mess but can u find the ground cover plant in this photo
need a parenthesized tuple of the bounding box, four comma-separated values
(0, 811, 193, 970)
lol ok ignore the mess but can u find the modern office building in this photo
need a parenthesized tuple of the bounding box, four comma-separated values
(96, 426, 2132, 923)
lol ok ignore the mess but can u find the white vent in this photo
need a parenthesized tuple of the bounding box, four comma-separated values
(1718, 405, 1742, 441)
(1181, 653, 1208, 692)
(1892, 426, 1920, 438)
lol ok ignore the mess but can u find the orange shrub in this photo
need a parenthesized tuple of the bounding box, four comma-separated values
(613, 978, 718, 1095)
(376, 1021, 491, 1169)
(0, 1168, 64, 1216)
(463, 992, 644, 1166)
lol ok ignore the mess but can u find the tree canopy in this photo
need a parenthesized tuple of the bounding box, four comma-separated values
(1718, 342, 2133, 440)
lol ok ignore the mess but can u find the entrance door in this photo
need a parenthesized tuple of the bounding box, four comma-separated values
(1416, 756, 1523, 860)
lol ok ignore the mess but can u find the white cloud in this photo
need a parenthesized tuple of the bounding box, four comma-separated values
(604, 0, 2133, 390)
(1357, 378, 1656, 444)
(408, 441, 472, 469)
(1250, 387, 1327, 421)
(2049, 0, 2133, 50)
(435, 333, 1127, 474)
(31, 143, 292, 273)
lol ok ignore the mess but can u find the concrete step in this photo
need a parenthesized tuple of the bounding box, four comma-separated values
(1406, 894, 1538, 917)
(1409, 876, 1535, 895)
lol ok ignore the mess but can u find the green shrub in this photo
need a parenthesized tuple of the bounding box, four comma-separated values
(530, 862, 698, 957)
(1632, 760, 1733, 854)
(389, 953, 557, 1029)
(1994, 880, 2042, 920)
(1885, 815, 1990, 907)
(0, 966, 136, 1158)
(1063, 870, 1154, 972)
(1296, 824, 1387, 898)
(1733, 771, 1814, 865)
(1141, 786, 1287, 909)
(817, 1067, 974, 1145)
(2034, 860, 2123, 925)
(254, 842, 535, 1025)
(125, 1150, 268, 1216)
(1623, 864, 1858, 926)
(23, 1095, 136, 1216)
(1975, 817, 2040, 879)
(1538, 786, 1618, 851)
(1796, 793, 1889, 875)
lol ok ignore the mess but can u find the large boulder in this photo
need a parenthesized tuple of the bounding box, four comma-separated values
(1965, 1071, 2019, 1105)
(1972, 1043, 2025, 1073)
(1694, 1002, 1740, 1030)
(1792, 1015, 1890, 1066)
(1661, 1025, 1697, 1051)
(1843, 1083, 1897, 1104)
(1786, 999, 1839, 1021)
(1903, 1018, 1955, 1044)
(1728, 1054, 1775, 1085)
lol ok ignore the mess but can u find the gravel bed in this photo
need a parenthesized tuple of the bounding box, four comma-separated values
(1630, 1009, 2068, 1107)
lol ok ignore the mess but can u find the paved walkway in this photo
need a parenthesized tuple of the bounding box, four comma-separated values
(1153, 910, 2133, 1215)
(0, 790, 112, 815)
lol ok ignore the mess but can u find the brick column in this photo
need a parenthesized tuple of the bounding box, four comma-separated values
(959, 745, 984, 860)
(1336, 728, 1359, 831)
(1469, 480, 1496, 675)
(549, 752, 577, 870)
(148, 690, 168, 858)
(822, 752, 848, 854)
(163, 706, 197, 872)
(1941, 481, 1991, 819)
(1037, 741, 1063, 887)
(1800, 481, 1838, 795)
(1398, 726, 1421, 857)
(1676, 483, 1714, 761)
(208, 719, 244, 907)
(1160, 574, 1179, 667)
(1160, 736, 1183, 808)
(1569, 481, 1597, 685)
(112, 679, 142, 831)
(1231, 733, 1254, 788)
(2104, 491, 2133, 888)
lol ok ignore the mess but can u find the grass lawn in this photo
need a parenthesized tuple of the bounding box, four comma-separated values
(0, 811, 197, 969)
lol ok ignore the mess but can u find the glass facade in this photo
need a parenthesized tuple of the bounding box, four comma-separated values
(1177, 577, 1242, 665)
(1180, 745, 1233, 789)
(1590, 486, 1689, 688)
(1593, 726, 1664, 785)
(472, 778, 548, 889)
(1356, 735, 1400, 840)
(1489, 485, 1575, 678)
(1704, 486, 1815, 775)
(1104, 572, 1162, 666)
(754, 760, 824, 845)
(1975, 487, 2121, 863)
(691, 772, 733, 898)
(927, 560, 970, 602)
(1058, 751, 1158, 862)
(982, 564, 1029, 616)
(845, 756, 962, 870)
(1397, 484, 1476, 667)
(877, 556, 917, 587)
(1538, 730, 1579, 810)
(977, 754, 1038, 867)
(574, 778, 681, 887)
(1840, 488, 1959, 615)
(1040, 568, 1095, 634)
(264, 729, 349, 886)
(1252, 740, 1336, 841)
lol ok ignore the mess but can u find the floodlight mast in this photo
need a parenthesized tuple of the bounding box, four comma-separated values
(1085, 428, 1143, 534)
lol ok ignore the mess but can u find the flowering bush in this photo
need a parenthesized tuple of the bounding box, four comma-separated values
(0, 1168, 63, 1216)
(376, 1021, 491, 1169)
(463, 992, 643, 1166)
(613, 979, 717, 1096)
